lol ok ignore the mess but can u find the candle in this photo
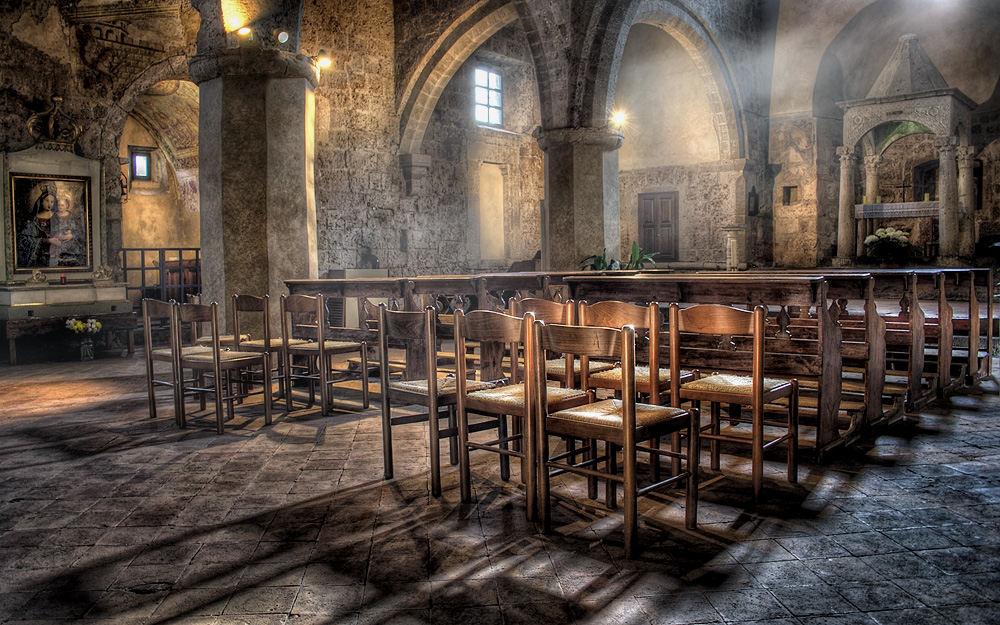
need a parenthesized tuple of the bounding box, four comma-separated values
(60, 274, 66, 285)
(924, 193, 930, 201)
(876, 195, 881, 203)
(862, 195, 867, 203)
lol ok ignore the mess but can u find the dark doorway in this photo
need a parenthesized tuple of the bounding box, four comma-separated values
(638, 191, 679, 261)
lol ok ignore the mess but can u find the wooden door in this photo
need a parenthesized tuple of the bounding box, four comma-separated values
(638, 191, 678, 261)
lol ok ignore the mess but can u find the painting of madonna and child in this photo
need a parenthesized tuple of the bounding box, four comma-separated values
(9, 174, 92, 272)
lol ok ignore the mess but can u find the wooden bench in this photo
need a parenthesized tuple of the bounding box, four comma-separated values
(5, 312, 137, 365)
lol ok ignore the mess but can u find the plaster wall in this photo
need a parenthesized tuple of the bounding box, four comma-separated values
(118, 118, 199, 250)
(615, 24, 718, 170)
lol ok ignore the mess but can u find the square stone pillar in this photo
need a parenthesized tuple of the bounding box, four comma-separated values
(191, 48, 319, 332)
(536, 127, 624, 271)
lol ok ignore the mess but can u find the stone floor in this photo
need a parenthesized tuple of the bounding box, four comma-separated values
(0, 353, 998, 625)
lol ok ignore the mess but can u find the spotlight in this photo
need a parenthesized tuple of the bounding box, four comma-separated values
(237, 26, 252, 36)
(274, 29, 289, 44)
(610, 110, 626, 128)
(316, 49, 332, 68)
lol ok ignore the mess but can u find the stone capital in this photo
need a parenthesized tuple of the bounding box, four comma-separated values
(836, 146, 855, 164)
(957, 145, 976, 168)
(534, 126, 624, 152)
(189, 48, 319, 87)
(863, 154, 881, 168)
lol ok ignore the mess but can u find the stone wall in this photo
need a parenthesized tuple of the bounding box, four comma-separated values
(400, 22, 542, 275)
(619, 161, 742, 264)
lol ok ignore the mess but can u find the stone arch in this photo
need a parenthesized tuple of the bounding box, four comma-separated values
(589, 0, 744, 160)
(89, 52, 194, 270)
(92, 53, 193, 159)
(397, 2, 519, 155)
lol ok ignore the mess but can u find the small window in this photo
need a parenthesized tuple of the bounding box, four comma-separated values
(782, 185, 799, 206)
(130, 147, 153, 182)
(474, 67, 502, 126)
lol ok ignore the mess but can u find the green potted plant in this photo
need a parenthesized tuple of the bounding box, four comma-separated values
(581, 241, 655, 271)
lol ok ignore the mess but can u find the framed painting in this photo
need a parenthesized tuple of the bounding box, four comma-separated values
(9, 173, 92, 272)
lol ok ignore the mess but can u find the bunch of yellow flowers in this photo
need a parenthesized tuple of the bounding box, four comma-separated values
(65, 317, 102, 334)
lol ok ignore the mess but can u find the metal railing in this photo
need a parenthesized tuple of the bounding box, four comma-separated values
(120, 247, 201, 309)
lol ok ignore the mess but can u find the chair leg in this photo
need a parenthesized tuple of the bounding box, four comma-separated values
(587, 439, 599, 500)
(498, 414, 510, 482)
(524, 411, 536, 523)
(685, 413, 699, 530)
(360, 347, 370, 409)
(710, 402, 721, 471)
(752, 402, 764, 502)
(623, 438, 638, 559)
(380, 397, 394, 481)
(284, 354, 294, 412)
(606, 442, 618, 510)
(261, 353, 273, 425)
(429, 398, 442, 497)
(538, 429, 552, 532)
(447, 406, 459, 466)
(214, 374, 226, 435)
(262, 361, 273, 427)
(788, 380, 799, 484)
(319, 354, 330, 416)
(458, 405, 473, 503)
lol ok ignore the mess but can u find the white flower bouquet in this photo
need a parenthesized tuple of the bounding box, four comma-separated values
(864, 227, 910, 262)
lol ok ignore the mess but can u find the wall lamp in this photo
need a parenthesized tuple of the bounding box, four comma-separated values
(315, 49, 332, 68)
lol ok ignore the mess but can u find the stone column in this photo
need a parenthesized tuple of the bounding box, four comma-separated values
(957, 145, 976, 257)
(860, 154, 881, 256)
(535, 127, 624, 271)
(189, 48, 320, 329)
(835, 146, 857, 266)
(936, 136, 959, 259)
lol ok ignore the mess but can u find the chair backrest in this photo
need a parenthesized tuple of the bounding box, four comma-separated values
(533, 321, 636, 425)
(509, 297, 575, 324)
(454, 309, 531, 385)
(509, 297, 577, 384)
(377, 304, 436, 383)
(175, 301, 220, 350)
(280, 293, 326, 343)
(668, 303, 766, 406)
(579, 300, 663, 396)
(232, 294, 271, 348)
(142, 298, 174, 356)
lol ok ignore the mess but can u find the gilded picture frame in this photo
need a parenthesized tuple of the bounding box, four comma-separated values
(9, 173, 92, 273)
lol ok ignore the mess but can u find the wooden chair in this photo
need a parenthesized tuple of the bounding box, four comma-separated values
(279, 293, 370, 415)
(173, 300, 273, 433)
(186, 294, 245, 347)
(508, 297, 614, 386)
(533, 321, 698, 558)
(377, 304, 494, 496)
(232, 294, 305, 407)
(454, 309, 588, 519)
(668, 303, 799, 501)
(142, 298, 210, 421)
(579, 300, 681, 404)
